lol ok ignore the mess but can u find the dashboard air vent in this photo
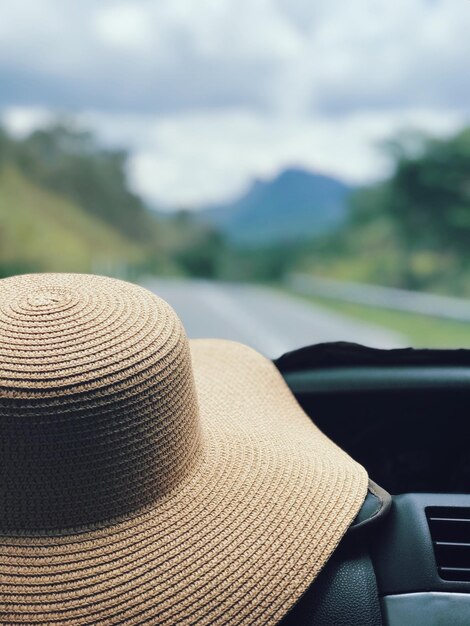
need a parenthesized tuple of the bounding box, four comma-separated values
(427, 506, 470, 582)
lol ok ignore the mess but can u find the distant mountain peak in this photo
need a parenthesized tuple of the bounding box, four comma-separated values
(277, 166, 318, 177)
(199, 166, 353, 246)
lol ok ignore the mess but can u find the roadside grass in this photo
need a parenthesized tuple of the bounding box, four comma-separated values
(288, 291, 470, 348)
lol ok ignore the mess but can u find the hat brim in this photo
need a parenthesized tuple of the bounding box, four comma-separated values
(0, 339, 368, 625)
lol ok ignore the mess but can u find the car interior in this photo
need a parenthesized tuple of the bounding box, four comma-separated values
(2, 2, 469, 624)
(275, 341, 470, 626)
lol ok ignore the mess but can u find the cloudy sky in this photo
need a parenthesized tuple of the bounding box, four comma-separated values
(1, 0, 469, 207)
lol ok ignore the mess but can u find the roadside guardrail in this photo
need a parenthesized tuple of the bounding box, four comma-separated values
(287, 273, 470, 323)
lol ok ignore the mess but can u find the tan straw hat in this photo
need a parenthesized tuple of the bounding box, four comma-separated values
(0, 273, 368, 625)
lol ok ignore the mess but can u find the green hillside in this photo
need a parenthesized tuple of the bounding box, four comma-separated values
(0, 166, 142, 277)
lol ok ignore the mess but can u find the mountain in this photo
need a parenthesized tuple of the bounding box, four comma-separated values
(199, 167, 353, 245)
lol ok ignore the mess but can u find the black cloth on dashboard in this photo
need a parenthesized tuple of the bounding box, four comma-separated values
(276, 341, 470, 373)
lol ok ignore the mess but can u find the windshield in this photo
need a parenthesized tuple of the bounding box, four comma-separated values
(1, 1, 469, 357)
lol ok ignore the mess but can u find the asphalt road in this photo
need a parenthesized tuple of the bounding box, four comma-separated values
(142, 278, 406, 358)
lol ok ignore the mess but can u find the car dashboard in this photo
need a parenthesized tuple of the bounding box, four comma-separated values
(277, 343, 470, 626)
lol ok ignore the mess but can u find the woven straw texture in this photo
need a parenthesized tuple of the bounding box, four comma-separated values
(0, 273, 368, 625)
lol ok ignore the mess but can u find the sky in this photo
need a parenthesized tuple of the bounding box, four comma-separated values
(0, 0, 469, 208)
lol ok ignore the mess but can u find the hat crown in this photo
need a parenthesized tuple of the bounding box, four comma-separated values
(0, 274, 202, 532)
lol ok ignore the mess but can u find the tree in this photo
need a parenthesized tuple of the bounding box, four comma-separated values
(15, 121, 156, 242)
(385, 128, 470, 257)
(346, 127, 470, 292)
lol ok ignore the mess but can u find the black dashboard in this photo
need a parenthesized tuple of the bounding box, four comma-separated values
(277, 343, 470, 626)
(284, 367, 470, 494)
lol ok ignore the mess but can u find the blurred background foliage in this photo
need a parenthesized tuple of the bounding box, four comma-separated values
(295, 129, 470, 297)
(0, 121, 223, 280)
(0, 120, 469, 297)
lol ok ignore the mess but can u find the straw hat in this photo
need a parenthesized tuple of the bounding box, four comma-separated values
(0, 273, 368, 625)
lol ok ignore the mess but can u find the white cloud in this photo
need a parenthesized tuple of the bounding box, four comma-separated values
(2, 104, 467, 207)
(1, 0, 470, 114)
(1, 0, 470, 204)
(93, 0, 304, 62)
(2, 106, 53, 138)
(67, 106, 467, 207)
(127, 108, 468, 207)
(93, 4, 155, 55)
